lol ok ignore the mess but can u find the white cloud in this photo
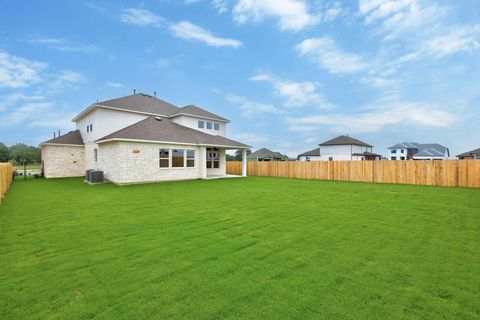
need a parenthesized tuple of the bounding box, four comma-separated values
(420, 24, 480, 58)
(26, 36, 99, 54)
(296, 37, 368, 74)
(120, 8, 165, 27)
(226, 94, 283, 117)
(250, 73, 334, 109)
(106, 81, 124, 88)
(358, 0, 445, 39)
(169, 21, 242, 48)
(286, 98, 456, 133)
(233, 0, 319, 32)
(47, 70, 85, 93)
(0, 93, 44, 112)
(0, 51, 46, 89)
(0, 102, 53, 126)
(212, 0, 229, 13)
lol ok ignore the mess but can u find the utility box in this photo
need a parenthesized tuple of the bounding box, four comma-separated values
(86, 169, 94, 182)
(90, 170, 104, 184)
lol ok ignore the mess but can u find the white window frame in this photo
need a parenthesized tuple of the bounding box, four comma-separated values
(198, 120, 205, 129)
(94, 149, 98, 162)
(186, 150, 195, 168)
(206, 122, 213, 130)
(213, 123, 220, 131)
(159, 148, 170, 168)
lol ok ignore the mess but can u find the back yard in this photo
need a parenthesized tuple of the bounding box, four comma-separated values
(1, 177, 479, 319)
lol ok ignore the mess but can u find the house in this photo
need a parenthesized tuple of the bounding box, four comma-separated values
(40, 93, 250, 184)
(297, 148, 321, 161)
(247, 148, 288, 161)
(388, 142, 450, 160)
(297, 135, 381, 161)
(456, 148, 480, 160)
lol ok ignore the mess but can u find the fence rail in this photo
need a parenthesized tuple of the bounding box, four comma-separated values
(227, 160, 480, 188)
(0, 163, 14, 204)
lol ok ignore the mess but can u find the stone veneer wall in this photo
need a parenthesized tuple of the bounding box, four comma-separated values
(41, 145, 85, 178)
(98, 141, 218, 184)
(206, 149, 227, 176)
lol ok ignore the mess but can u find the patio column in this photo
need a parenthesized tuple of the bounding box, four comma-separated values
(200, 146, 207, 179)
(242, 149, 247, 177)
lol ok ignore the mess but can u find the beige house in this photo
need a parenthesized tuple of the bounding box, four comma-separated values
(40, 93, 250, 184)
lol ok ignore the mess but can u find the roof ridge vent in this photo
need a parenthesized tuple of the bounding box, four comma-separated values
(155, 116, 162, 121)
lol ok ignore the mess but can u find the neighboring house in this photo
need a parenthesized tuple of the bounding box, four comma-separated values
(456, 148, 480, 160)
(40, 93, 250, 184)
(297, 148, 321, 161)
(388, 142, 450, 160)
(298, 135, 381, 161)
(247, 148, 288, 161)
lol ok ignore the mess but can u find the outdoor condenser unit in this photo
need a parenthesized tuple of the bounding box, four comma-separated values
(90, 170, 104, 183)
(86, 169, 94, 182)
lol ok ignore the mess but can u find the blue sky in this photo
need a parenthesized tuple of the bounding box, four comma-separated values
(0, 0, 479, 157)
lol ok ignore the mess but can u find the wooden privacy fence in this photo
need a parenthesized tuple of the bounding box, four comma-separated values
(0, 163, 14, 204)
(227, 160, 480, 188)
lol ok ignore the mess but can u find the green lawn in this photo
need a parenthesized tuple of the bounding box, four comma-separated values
(1, 177, 479, 319)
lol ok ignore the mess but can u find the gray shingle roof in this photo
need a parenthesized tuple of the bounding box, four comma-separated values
(96, 93, 180, 116)
(248, 148, 286, 159)
(171, 105, 229, 122)
(456, 148, 480, 158)
(298, 148, 321, 157)
(319, 135, 372, 147)
(389, 142, 449, 157)
(41, 130, 84, 146)
(95, 116, 250, 148)
(388, 142, 421, 150)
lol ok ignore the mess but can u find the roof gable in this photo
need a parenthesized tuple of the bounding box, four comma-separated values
(319, 135, 372, 147)
(298, 148, 321, 157)
(41, 130, 84, 146)
(171, 105, 229, 122)
(456, 147, 480, 157)
(248, 148, 285, 159)
(95, 116, 249, 148)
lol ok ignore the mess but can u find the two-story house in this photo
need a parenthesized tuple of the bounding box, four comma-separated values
(388, 142, 450, 160)
(40, 93, 250, 184)
(297, 135, 381, 161)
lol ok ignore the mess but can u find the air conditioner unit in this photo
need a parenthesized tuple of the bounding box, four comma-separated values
(90, 170, 104, 184)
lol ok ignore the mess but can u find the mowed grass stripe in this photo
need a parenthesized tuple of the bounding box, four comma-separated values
(0, 177, 479, 319)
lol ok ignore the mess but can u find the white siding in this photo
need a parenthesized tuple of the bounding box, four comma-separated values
(316, 145, 373, 161)
(170, 115, 226, 137)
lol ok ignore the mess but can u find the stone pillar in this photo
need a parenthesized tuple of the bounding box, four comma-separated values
(200, 146, 207, 179)
(242, 149, 247, 177)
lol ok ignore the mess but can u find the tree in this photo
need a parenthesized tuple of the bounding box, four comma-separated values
(234, 149, 251, 161)
(9, 143, 40, 165)
(0, 143, 9, 162)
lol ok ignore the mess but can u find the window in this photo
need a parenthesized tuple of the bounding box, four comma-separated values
(198, 120, 205, 129)
(328, 157, 333, 161)
(207, 148, 220, 168)
(401, 149, 404, 153)
(476, 154, 480, 160)
(186, 150, 195, 167)
(206, 122, 212, 130)
(159, 149, 169, 168)
(213, 123, 220, 131)
(400, 156, 405, 160)
(94, 149, 98, 162)
(87, 125, 89, 133)
(391, 156, 397, 160)
(90, 124, 93, 132)
(392, 150, 397, 154)
(172, 149, 185, 167)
